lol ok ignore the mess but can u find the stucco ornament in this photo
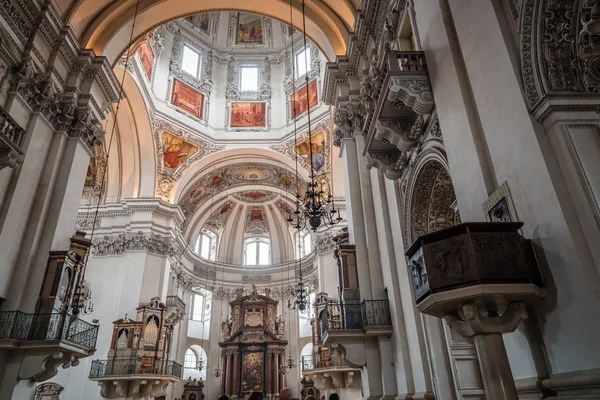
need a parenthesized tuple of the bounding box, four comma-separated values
(92, 232, 179, 257)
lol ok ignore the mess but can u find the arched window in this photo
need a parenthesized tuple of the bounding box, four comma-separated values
(195, 230, 217, 260)
(296, 231, 312, 257)
(184, 349, 197, 369)
(244, 238, 270, 266)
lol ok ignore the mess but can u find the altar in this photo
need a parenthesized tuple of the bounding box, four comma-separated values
(219, 286, 288, 400)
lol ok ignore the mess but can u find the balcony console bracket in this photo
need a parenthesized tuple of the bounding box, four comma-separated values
(94, 376, 176, 399)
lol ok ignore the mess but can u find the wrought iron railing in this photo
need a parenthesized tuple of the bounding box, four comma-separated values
(0, 311, 98, 350)
(320, 300, 392, 335)
(89, 358, 183, 379)
(0, 105, 25, 148)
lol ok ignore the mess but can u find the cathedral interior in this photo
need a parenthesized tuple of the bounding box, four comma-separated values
(0, 1, 599, 400)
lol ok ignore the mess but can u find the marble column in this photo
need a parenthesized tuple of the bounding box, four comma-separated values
(232, 353, 239, 397)
(225, 353, 232, 396)
(220, 352, 226, 395)
(267, 351, 273, 396)
(339, 138, 372, 300)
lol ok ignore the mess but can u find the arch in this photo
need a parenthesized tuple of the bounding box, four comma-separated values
(184, 345, 208, 380)
(67, 1, 355, 64)
(403, 146, 457, 247)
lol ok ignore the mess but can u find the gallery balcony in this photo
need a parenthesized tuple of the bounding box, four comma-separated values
(0, 105, 25, 169)
(362, 51, 437, 180)
(319, 300, 393, 345)
(89, 358, 183, 399)
(166, 295, 186, 325)
(0, 310, 98, 381)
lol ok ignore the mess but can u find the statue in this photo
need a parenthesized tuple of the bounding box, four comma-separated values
(221, 316, 232, 337)
(275, 315, 286, 335)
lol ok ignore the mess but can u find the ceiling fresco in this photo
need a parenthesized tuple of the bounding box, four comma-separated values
(179, 163, 305, 219)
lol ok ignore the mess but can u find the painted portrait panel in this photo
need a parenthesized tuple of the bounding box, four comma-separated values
(295, 130, 326, 171)
(161, 131, 199, 173)
(241, 351, 264, 392)
(230, 102, 266, 128)
(290, 79, 318, 119)
(185, 13, 211, 34)
(137, 41, 154, 80)
(171, 79, 204, 119)
(236, 13, 264, 44)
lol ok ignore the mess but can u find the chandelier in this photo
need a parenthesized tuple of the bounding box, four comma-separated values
(288, 279, 310, 312)
(196, 357, 205, 372)
(213, 362, 222, 378)
(287, 0, 342, 233)
(71, 277, 94, 316)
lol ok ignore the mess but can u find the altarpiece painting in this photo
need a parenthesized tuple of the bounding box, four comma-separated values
(219, 286, 287, 399)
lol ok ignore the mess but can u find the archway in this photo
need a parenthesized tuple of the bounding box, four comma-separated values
(64, 0, 355, 63)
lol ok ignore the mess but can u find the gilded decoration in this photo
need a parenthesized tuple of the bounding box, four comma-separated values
(219, 287, 287, 397)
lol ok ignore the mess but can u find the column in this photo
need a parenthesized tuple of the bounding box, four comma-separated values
(232, 353, 239, 398)
(371, 172, 412, 396)
(225, 353, 232, 395)
(354, 134, 385, 299)
(267, 351, 273, 396)
(445, 303, 526, 400)
(0, 113, 56, 304)
(274, 352, 280, 395)
(8, 135, 92, 311)
(339, 138, 372, 299)
(220, 352, 226, 395)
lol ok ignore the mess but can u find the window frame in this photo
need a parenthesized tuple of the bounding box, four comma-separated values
(296, 231, 312, 257)
(184, 349, 197, 369)
(239, 64, 260, 92)
(195, 230, 217, 261)
(181, 44, 203, 79)
(190, 293, 206, 321)
(244, 238, 271, 266)
(295, 47, 311, 79)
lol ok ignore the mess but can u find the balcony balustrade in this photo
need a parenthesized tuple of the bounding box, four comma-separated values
(0, 310, 98, 350)
(89, 358, 183, 379)
(166, 295, 186, 325)
(320, 300, 392, 337)
(0, 105, 25, 169)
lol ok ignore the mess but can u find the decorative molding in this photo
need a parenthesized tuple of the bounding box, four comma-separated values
(192, 264, 217, 280)
(242, 275, 272, 283)
(35, 382, 64, 400)
(91, 232, 179, 257)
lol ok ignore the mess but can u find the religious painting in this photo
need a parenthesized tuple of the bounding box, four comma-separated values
(277, 200, 292, 215)
(232, 167, 274, 181)
(137, 41, 154, 80)
(250, 209, 264, 221)
(171, 79, 204, 119)
(295, 131, 326, 171)
(244, 307, 264, 328)
(244, 191, 267, 201)
(236, 13, 264, 44)
(483, 181, 518, 224)
(85, 158, 96, 187)
(290, 79, 318, 119)
(185, 13, 211, 34)
(220, 202, 231, 215)
(230, 102, 266, 128)
(161, 131, 199, 173)
(241, 351, 264, 392)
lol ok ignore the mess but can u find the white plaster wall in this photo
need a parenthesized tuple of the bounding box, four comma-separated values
(445, 0, 600, 375)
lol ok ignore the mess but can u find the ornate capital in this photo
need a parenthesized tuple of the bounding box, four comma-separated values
(333, 102, 364, 147)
